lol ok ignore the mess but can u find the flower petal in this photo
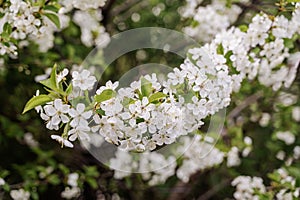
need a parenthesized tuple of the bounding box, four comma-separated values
(76, 103, 85, 114)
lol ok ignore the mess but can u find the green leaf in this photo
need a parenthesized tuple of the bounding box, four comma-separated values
(284, 38, 294, 49)
(58, 164, 70, 175)
(238, 25, 248, 32)
(216, 43, 224, 55)
(40, 64, 58, 90)
(44, 5, 59, 13)
(181, 92, 194, 103)
(2, 184, 10, 192)
(94, 89, 116, 103)
(31, 191, 39, 200)
(23, 94, 52, 114)
(3, 22, 12, 35)
(149, 92, 167, 103)
(84, 166, 99, 177)
(136, 118, 145, 124)
(47, 174, 60, 185)
(44, 12, 60, 29)
(141, 77, 152, 97)
(40, 64, 65, 95)
(122, 97, 135, 107)
(86, 177, 98, 189)
(66, 84, 73, 95)
(95, 109, 105, 115)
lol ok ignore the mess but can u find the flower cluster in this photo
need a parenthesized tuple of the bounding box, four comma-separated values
(109, 135, 227, 184)
(0, 0, 109, 58)
(212, 5, 300, 91)
(91, 49, 234, 151)
(180, 0, 242, 43)
(110, 149, 177, 186)
(232, 168, 300, 200)
(232, 176, 266, 200)
(10, 188, 30, 200)
(24, 3, 300, 153)
(61, 173, 81, 199)
(175, 136, 224, 183)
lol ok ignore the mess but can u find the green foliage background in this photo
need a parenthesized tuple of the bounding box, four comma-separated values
(0, 0, 300, 199)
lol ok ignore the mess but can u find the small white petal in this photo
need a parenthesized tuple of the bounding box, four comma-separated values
(76, 103, 85, 113)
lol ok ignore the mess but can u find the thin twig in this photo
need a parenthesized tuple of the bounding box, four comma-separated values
(227, 91, 263, 126)
(109, 0, 142, 18)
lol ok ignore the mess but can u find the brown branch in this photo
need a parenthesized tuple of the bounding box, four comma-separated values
(227, 91, 263, 127)
(109, 0, 142, 18)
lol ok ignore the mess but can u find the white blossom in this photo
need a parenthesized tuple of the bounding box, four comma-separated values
(51, 135, 74, 148)
(276, 131, 295, 145)
(232, 176, 266, 200)
(68, 126, 90, 141)
(69, 103, 93, 128)
(227, 147, 241, 167)
(44, 99, 70, 126)
(72, 70, 97, 90)
(57, 68, 69, 82)
(10, 189, 30, 200)
(0, 178, 5, 186)
(67, 173, 79, 187)
(61, 187, 80, 199)
(292, 107, 300, 122)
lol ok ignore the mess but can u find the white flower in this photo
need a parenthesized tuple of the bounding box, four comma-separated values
(152, 132, 174, 146)
(276, 151, 286, 160)
(176, 136, 224, 183)
(69, 103, 92, 128)
(68, 126, 90, 141)
(292, 107, 300, 122)
(0, 178, 5, 186)
(51, 135, 74, 148)
(293, 146, 300, 159)
(244, 136, 252, 145)
(24, 132, 39, 147)
(276, 131, 295, 145)
(72, 70, 96, 90)
(227, 147, 241, 167)
(276, 189, 293, 200)
(112, 193, 121, 200)
(232, 176, 266, 200)
(167, 68, 186, 85)
(34, 90, 43, 113)
(259, 113, 271, 127)
(144, 73, 161, 91)
(67, 173, 79, 187)
(44, 99, 70, 125)
(100, 98, 123, 117)
(10, 189, 30, 200)
(57, 68, 69, 82)
(96, 80, 119, 94)
(61, 186, 80, 199)
(40, 112, 59, 130)
(73, 0, 106, 10)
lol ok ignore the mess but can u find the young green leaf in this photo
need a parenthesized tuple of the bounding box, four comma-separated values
(66, 83, 73, 95)
(40, 64, 65, 95)
(23, 94, 52, 114)
(149, 92, 167, 103)
(44, 12, 60, 29)
(141, 77, 152, 97)
(44, 5, 59, 13)
(94, 89, 116, 103)
(122, 97, 135, 107)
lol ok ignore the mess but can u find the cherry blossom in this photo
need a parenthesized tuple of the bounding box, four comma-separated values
(51, 135, 74, 148)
